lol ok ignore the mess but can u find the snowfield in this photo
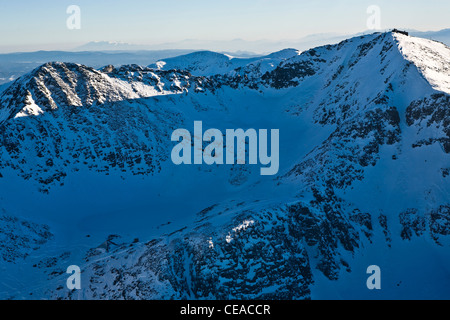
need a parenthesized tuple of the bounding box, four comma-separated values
(395, 33, 450, 94)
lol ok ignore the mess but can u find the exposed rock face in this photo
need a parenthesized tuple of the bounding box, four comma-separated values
(400, 205, 450, 245)
(67, 203, 313, 300)
(407, 93, 450, 153)
(0, 214, 53, 263)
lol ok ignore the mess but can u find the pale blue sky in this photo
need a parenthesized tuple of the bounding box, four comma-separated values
(0, 0, 449, 52)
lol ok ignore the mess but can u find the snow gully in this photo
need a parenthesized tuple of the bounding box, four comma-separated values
(171, 121, 280, 176)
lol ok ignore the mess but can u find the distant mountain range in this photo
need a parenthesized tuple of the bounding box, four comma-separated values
(75, 29, 450, 53)
(0, 50, 195, 86)
(0, 29, 448, 86)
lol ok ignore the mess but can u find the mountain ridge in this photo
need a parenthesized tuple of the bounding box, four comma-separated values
(0, 31, 449, 299)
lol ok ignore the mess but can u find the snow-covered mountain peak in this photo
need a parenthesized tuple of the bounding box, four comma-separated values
(0, 31, 449, 300)
(0, 61, 202, 124)
(394, 32, 450, 94)
(149, 48, 301, 76)
(262, 48, 301, 59)
(149, 50, 241, 75)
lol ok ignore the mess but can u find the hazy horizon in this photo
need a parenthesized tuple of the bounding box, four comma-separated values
(1, 0, 449, 53)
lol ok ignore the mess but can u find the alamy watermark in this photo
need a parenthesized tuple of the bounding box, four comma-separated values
(366, 5, 381, 30)
(66, 5, 81, 30)
(171, 121, 280, 176)
(66, 265, 81, 290)
(366, 265, 381, 290)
